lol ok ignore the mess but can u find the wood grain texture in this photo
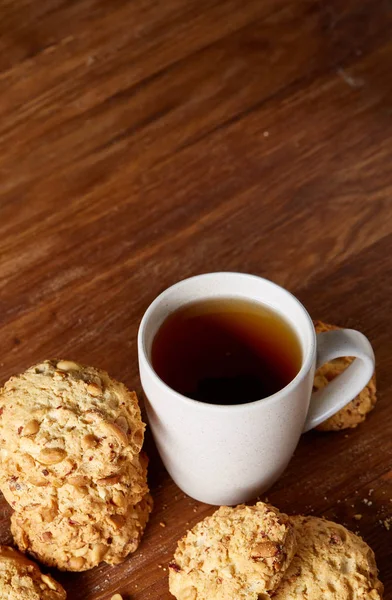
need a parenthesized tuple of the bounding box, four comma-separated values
(0, 0, 391, 597)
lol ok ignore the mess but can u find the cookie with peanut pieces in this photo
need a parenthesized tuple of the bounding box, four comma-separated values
(0, 359, 146, 508)
(273, 516, 383, 599)
(169, 502, 296, 600)
(1, 448, 149, 515)
(0, 545, 66, 599)
(11, 492, 152, 571)
(313, 321, 377, 431)
(6, 450, 150, 550)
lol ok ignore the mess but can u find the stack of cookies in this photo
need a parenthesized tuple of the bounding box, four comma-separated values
(169, 502, 384, 600)
(0, 359, 152, 571)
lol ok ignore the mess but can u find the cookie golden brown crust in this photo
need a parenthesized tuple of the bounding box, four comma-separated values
(272, 516, 383, 599)
(0, 545, 66, 599)
(169, 502, 296, 600)
(11, 492, 153, 572)
(313, 321, 377, 431)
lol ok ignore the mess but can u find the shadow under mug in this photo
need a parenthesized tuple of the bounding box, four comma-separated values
(138, 272, 375, 505)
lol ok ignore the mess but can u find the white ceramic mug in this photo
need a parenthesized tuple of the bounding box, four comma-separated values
(138, 273, 375, 505)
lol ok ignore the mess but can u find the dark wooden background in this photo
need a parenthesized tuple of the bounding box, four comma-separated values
(0, 0, 391, 598)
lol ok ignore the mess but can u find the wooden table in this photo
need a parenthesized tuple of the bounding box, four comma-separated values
(1, 0, 391, 597)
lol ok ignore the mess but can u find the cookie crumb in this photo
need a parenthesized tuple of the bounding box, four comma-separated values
(353, 514, 362, 521)
(111, 595, 123, 600)
(159, 522, 166, 528)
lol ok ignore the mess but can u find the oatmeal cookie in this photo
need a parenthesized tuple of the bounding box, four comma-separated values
(313, 321, 376, 431)
(273, 516, 383, 599)
(0, 359, 145, 504)
(0, 545, 66, 599)
(169, 502, 296, 600)
(11, 493, 152, 571)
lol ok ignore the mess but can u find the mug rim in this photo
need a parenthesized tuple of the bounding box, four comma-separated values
(137, 272, 316, 412)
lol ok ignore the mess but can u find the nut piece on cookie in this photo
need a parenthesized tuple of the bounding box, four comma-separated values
(313, 321, 377, 431)
(169, 502, 296, 600)
(273, 516, 383, 599)
(0, 545, 66, 599)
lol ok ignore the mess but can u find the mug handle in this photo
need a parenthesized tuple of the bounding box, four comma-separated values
(303, 328, 375, 432)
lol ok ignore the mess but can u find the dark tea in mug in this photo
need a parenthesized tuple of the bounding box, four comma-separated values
(151, 298, 302, 405)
